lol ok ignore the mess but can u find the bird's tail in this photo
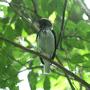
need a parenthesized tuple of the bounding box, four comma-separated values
(43, 59, 51, 74)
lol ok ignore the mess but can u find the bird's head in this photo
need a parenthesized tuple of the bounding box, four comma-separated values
(38, 18, 52, 30)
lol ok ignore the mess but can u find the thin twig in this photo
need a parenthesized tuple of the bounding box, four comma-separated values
(56, 55, 75, 90)
(56, 0, 67, 49)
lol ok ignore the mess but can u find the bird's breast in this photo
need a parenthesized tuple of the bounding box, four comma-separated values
(37, 30, 55, 56)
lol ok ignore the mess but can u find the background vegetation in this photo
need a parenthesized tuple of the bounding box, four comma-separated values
(0, 0, 90, 90)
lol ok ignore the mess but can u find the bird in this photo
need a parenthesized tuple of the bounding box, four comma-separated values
(36, 18, 56, 74)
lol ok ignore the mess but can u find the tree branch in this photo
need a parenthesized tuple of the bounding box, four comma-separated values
(56, 55, 75, 90)
(4, 0, 38, 32)
(56, 0, 67, 49)
(0, 37, 90, 88)
(31, 0, 41, 18)
(76, 0, 90, 19)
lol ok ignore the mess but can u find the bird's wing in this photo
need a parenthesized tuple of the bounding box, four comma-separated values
(51, 30, 56, 59)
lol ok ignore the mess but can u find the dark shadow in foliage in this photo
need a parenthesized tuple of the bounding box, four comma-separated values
(43, 76, 51, 90)
(28, 71, 38, 90)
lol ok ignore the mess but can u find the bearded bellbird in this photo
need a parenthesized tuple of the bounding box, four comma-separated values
(36, 18, 56, 74)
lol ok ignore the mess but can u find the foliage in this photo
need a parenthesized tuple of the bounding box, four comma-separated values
(0, 0, 90, 90)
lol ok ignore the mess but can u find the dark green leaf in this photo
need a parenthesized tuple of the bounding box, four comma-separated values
(28, 71, 38, 90)
(70, 54, 84, 64)
(43, 76, 50, 90)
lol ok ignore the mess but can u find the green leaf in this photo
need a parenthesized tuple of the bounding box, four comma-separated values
(83, 53, 90, 60)
(66, 20, 76, 32)
(77, 21, 90, 38)
(85, 32, 90, 41)
(70, 54, 84, 64)
(28, 71, 38, 90)
(4, 25, 16, 39)
(43, 76, 50, 90)
(15, 19, 23, 35)
(65, 37, 84, 49)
